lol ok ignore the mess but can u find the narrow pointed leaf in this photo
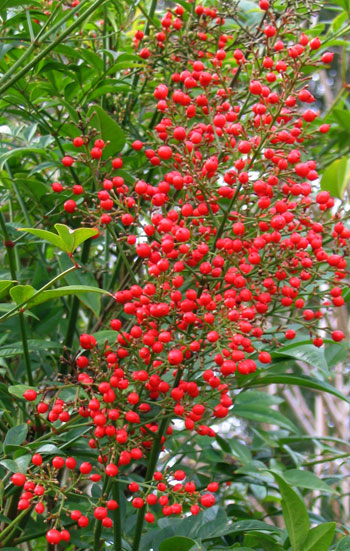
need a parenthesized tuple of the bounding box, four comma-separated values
(303, 522, 336, 551)
(271, 472, 310, 551)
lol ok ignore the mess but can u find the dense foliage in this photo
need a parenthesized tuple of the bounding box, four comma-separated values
(0, 1, 350, 550)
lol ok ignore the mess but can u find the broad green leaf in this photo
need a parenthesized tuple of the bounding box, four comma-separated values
(0, 455, 31, 473)
(18, 224, 98, 253)
(303, 522, 336, 551)
(87, 104, 125, 157)
(272, 341, 329, 375)
(331, 11, 348, 32)
(235, 390, 283, 406)
(243, 532, 283, 551)
(35, 444, 63, 454)
(7, 285, 109, 313)
(18, 227, 64, 250)
(29, 285, 110, 307)
(320, 157, 350, 199)
(283, 469, 336, 493)
(232, 404, 297, 432)
(4, 424, 28, 449)
(10, 285, 35, 305)
(159, 537, 197, 551)
(0, 280, 16, 298)
(271, 472, 310, 551)
(0, 147, 45, 170)
(337, 537, 350, 550)
(54, 224, 75, 252)
(8, 385, 38, 400)
(0, 339, 63, 358)
(55, 224, 98, 252)
(250, 374, 349, 404)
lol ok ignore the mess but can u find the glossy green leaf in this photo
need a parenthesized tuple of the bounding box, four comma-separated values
(159, 537, 197, 551)
(0, 280, 16, 299)
(0, 339, 63, 358)
(0, 147, 45, 170)
(29, 285, 110, 306)
(271, 472, 310, 551)
(8, 385, 38, 400)
(250, 374, 349, 403)
(336, 537, 350, 550)
(320, 157, 350, 199)
(303, 522, 336, 551)
(283, 469, 336, 493)
(232, 404, 297, 432)
(55, 224, 98, 252)
(4, 424, 28, 450)
(10, 285, 35, 305)
(87, 104, 125, 157)
(18, 224, 98, 253)
(272, 341, 329, 375)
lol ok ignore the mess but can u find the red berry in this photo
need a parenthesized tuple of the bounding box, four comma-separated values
(52, 182, 63, 192)
(200, 493, 216, 507)
(63, 200, 77, 213)
(46, 529, 61, 544)
(23, 389, 37, 401)
(32, 454, 43, 466)
(62, 156, 74, 167)
(73, 137, 84, 147)
(332, 330, 344, 342)
(11, 473, 26, 486)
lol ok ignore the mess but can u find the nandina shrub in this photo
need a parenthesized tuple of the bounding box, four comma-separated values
(0, 1, 349, 550)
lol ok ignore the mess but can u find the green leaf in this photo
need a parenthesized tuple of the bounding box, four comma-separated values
(0, 147, 45, 170)
(337, 537, 350, 550)
(87, 105, 125, 157)
(29, 285, 109, 307)
(8, 385, 37, 400)
(4, 424, 28, 449)
(0, 455, 31, 473)
(272, 341, 329, 375)
(283, 469, 336, 493)
(0, 280, 16, 298)
(10, 285, 35, 305)
(0, 339, 63, 358)
(18, 227, 64, 250)
(331, 11, 347, 32)
(232, 404, 297, 432)
(18, 224, 98, 253)
(320, 157, 350, 199)
(271, 472, 310, 551)
(54, 224, 98, 252)
(159, 537, 197, 551)
(303, 522, 336, 551)
(250, 374, 349, 404)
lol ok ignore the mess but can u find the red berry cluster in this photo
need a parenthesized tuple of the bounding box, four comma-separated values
(10, 0, 347, 545)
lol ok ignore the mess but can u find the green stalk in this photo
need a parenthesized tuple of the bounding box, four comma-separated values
(0, 265, 77, 323)
(64, 239, 91, 352)
(0, 0, 108, 96)
(132, 369, 182, 551)
(0, 213, 34, 385)
(113, 481, 122, 551)
(0, 507, 30, 543)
